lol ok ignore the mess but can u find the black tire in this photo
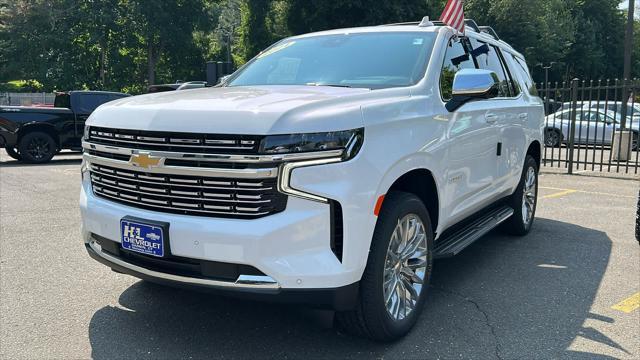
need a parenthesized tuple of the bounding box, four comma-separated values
(632, 132, 638, 152)
(336, 191, 434, 341)
(544, 128, 562, 147)
(4, 146, 21, 161)
(501, 155, 538, 235)
(17, 131, 57, 164)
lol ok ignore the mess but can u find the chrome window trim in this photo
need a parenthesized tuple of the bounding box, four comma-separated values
(84, 153, 279, 179)
(88, 239, 280, 289)
(83, 141, 344, 163)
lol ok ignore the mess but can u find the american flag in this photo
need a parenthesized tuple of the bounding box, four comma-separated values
(440, 0, 465, 34)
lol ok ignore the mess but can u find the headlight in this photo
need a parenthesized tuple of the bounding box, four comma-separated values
(83, 125, 90, 141)
(259, 128, 364, 160)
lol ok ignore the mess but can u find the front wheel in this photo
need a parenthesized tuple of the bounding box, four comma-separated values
(336, 191, 433, 341)
(501, 155, 538, 235)
(18, 131, 56, 164)
(4, 147, 21, 161)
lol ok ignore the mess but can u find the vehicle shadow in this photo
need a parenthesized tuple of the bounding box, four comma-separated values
(88, 218, 617, 359)
(0, 154, 82, 167)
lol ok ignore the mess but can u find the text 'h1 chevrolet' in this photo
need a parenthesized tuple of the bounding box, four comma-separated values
(80, 18, 543, 341)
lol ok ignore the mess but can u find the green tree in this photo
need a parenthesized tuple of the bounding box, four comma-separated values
(237, 0, 272, 62)
(286, 0, 434, 34)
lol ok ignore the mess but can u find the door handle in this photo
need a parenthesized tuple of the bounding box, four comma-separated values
(518, 113, 528, 122)
(485, 114, 499, 124)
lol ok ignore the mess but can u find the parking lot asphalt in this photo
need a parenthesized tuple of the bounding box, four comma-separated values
(1, 151, 638, 359)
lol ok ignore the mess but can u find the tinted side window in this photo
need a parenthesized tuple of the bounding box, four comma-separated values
(76, 94, 110, 113)
(470, 39, 511, 97)
(109, 94, 127, 102)
(439, 38, 476, 100)
(496, 50, 520, 97)
(557, 111, 572, 120)
(512, 55, 537, 96)
(54, 93, 71, 108)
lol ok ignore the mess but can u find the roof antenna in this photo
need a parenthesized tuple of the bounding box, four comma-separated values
(418, 16, 434, 27)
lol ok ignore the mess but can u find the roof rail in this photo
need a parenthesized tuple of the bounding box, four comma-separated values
(382, 19, 449, 27)
(478, 26, 500, 40)
(381, 21, 420, 26)
(464, 19, 481, 33)
(382, 18, 481, 33)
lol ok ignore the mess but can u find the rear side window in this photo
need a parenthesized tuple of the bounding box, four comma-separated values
(54, 94, 70, 108)
(75, 94, 110, 113)
(512, 56, 538, 96)
(469, 39, 513, 97)
(439, 37, 476, 100)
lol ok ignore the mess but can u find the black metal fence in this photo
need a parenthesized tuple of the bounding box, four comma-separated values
(537, 79, 640, 175)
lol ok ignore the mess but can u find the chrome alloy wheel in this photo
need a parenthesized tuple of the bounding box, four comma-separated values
(383, 214, 428, 321)
(521, 166, 537, 226)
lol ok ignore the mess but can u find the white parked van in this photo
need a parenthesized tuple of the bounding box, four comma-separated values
(80, 19, 543, 341)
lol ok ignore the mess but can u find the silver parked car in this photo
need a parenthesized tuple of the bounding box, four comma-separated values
(587, 101, 640, 121)
(544, 109, 639, 150)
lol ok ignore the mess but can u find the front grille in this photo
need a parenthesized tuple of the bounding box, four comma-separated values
(88, 126, 264, 154)
(89, 163, 286, 219)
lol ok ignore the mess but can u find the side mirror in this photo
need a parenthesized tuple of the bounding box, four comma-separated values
(446, 69, 500, 112)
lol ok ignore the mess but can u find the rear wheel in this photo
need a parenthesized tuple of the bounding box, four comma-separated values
(502, 155, 538, 235)
(4, 147, 21, 161)
(336, 191, 433, 341)
(18, 131, 56, 164)
(544, 128, 562, 147)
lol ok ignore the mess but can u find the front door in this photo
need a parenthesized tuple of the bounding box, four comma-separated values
(438, 36, 500, 224)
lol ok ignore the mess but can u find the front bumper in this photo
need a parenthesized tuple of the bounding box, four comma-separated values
(0, 128, 17, 148)
(85, 237, 359, 310)
(80, 150, 379, 291)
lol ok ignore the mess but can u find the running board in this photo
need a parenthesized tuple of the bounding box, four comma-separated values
(433, 206, 514, 259)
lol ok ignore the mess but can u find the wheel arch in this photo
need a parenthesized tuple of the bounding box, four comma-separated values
(382, 168, 440, 236)
(17, 123, 60, 149)
(526, 140, 542, 170)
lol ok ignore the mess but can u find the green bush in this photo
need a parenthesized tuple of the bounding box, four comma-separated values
(0, 80, 44, 92)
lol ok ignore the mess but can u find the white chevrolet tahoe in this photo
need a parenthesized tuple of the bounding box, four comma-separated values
(80, 19, 543, 341)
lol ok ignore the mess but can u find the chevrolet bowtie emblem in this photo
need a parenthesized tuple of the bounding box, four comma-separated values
(129, 153, 162, 169)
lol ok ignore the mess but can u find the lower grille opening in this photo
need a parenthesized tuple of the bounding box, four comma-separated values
(330, 200, 344, 262)
(93, 233, 265, 282)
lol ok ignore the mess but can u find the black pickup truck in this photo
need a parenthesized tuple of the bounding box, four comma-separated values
(0, 90, 130, 163)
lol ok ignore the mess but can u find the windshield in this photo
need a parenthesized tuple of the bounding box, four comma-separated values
(228, 32, 437, 90)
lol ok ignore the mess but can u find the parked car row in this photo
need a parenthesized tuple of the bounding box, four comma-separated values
(544, 101, 639, 150)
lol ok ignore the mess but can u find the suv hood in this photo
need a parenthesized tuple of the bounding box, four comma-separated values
(88, 85, 370, 135)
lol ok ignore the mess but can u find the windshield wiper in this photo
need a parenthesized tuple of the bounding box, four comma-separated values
(305, 82, 353, 88)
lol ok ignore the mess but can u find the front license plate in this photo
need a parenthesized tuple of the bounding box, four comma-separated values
(120, 219, 165, 257)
